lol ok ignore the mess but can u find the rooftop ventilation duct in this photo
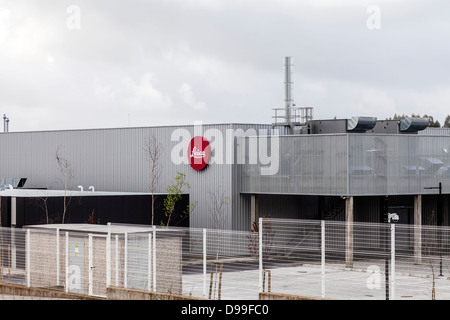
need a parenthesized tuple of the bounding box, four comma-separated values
(400, 117, 430, 132)
(347, 117, 377, 132)
(0, 177, 26, 188)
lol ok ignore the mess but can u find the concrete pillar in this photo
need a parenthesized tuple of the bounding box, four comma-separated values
(11, 197, 16, 227)
(414, 195, 422, 265)
(251, 195, 259, 228)
(345, 196, 354, 268)
(318, 196, 325, 220)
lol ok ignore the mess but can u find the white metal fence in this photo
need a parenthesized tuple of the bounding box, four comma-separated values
(261, 219, 450, 300)
(1, 219, 450, 300)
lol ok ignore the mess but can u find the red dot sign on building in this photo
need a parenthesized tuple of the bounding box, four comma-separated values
(188, 136, 211, 171)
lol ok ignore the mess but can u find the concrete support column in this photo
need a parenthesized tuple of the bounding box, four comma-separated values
(251, 195, 259, 228)
(318, 196, 325, 220)
(414, 195, 422, 265)
(345, 196, 354, 268)
(11, 197, 16, 227)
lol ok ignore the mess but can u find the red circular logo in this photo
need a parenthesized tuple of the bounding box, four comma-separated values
(188, 136, 211, 171)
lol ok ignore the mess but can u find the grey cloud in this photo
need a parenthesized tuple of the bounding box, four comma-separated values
(0, 0, 449, 131)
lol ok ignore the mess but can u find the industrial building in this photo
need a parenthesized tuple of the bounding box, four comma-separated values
(0, 114, 448, 233)
(0, 57, 448, 234)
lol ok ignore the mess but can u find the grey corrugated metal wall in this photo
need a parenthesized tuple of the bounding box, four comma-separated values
(420, 128, 450, 136)
(241, 133, 450, 196)
(229, 124, 275, 231)
(4, 124, 447, 231)
(0, 124, 270, 231)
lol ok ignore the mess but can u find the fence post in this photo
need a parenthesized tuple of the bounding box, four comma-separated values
(152, 226, 157, 292)
(258, 217, 263, 294)
(203, 228, 207, 298)
(321, 220, 326, 299)
(148, 233, 152, 292)
(65, 232, 69, 293)
(391, 223, 396, 300)
(88, 233, 93, 296)
(26, 229, 30, 288)
(124, 232, 128, 289)
(106, 223, 111, 289)
(56, 228, 60, 286)
(115, 235, 119, 287)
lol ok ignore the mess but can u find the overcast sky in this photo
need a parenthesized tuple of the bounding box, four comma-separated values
(1, 0, 449, 132)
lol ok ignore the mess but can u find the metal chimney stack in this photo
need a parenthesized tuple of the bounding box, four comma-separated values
(272, 57, 313, 132)
(284, 57, 294, 125)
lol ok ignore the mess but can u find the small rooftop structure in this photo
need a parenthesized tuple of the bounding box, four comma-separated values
(308, 117, 430, 135)
(24, 222, 179, 235)
(25, 222, 183, 297)
(0, 188, 188, 228)
(0, 188, 162, 198)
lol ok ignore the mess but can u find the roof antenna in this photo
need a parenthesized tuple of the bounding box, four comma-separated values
(3, 114, 9, 133)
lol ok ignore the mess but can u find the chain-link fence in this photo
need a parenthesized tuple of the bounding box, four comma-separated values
(1, 220, 450, 300)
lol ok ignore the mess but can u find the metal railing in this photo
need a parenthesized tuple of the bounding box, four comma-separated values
(272, 106, 313, 126)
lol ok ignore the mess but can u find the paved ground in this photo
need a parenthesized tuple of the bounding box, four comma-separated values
(2, 259, 449, 300)
(182, 260, 450, 300)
